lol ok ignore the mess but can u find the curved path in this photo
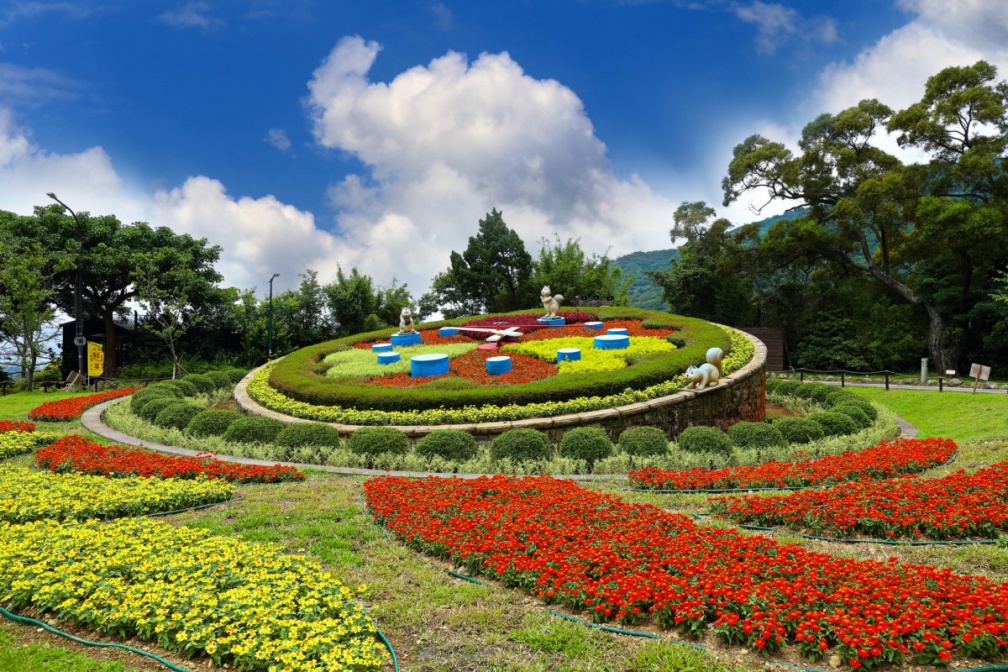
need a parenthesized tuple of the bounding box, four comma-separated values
(82, 398, 918, 480)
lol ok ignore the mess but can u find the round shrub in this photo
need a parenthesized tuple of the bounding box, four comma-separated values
(186, 409, 242, 438)
(183, 373, 215, 394)
(808, 410, 858, 438)
(225, 368, 249, 384)
(793, 382, 831, 402)
(727, 421, 786, 450)
(838, 396, 877, 421)
(617, 426, 669, 457)
(131, 387, 178, 415)
(346, 427, 410, 456)
(769, 380, 802, 398)
(830, 403, 872, 430)
(773, 417, 824, 444)
(490, 428, 553, 463)
(676, 426, 734, 458)
(162, 379, 199, 398)
(558, 427, 613, 465)
(222, 416, 286, 444)
(154, 402, 205, 431)
(138, 397, 184, 424)
(824, 388, 856, 406)
(764, 378, 783, 393)
(415, 430, 478, 462)
(206, 370, 233, 391)
(275, 422, 343, 450)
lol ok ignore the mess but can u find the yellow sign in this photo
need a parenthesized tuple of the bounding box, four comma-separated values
(87, 342, 104, 377)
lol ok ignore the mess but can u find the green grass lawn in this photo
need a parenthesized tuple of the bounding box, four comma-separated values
(849, 387, 1008, 442)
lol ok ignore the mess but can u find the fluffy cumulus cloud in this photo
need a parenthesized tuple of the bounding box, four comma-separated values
(306, 36, 678, 293)
(815, 0, 1008, 114)
(733, 1, 837, 55)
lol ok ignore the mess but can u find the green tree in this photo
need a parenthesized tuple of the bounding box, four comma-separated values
(722, 61, 1008, 372)
(0, 216, 59, 390)
(14, 204, 223, 378)
(530, 236, 630, 306)
(422, 209, 534, 317)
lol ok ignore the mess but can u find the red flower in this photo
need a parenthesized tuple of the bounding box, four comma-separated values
(28, 388, 140, 422)
(0, 421, 36, 432)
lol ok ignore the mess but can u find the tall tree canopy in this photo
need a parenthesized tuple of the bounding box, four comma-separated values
(722, 61, 1008, 372)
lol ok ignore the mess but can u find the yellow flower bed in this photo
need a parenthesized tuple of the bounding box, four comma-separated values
(248, 328, 756, 426)
(0, 464, 235, 523)
(502, 335, 677, 374)
(0, 430, 62, 459)
(0, 517, 386, 671)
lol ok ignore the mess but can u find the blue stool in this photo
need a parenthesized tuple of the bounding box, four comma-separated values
(439, 327, 459, 337)
(594, 334, 630, 350)
(391, 332, 422, 347)
(377, 352, 400, 365)
(557, 348, 581, 362)
(411, 353, 449, 377)
(537, 316, 566, 326)
(486, 355, 511, 375)
(371, 343, 392, 352)
(584, 321, 604, 330)
(606, 327, 629, 335)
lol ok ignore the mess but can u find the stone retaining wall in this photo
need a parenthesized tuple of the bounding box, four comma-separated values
(235, 330, 767, 444)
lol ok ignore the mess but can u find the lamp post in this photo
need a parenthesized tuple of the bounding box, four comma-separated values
(46, 192, 85, 382)
(268, 273, 279, 359)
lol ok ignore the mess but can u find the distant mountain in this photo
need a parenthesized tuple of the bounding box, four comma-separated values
(613, 249, 678, 311)
(613, 208, 807, 311)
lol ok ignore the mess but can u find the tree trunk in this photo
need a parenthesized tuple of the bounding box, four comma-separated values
(103, 309, 118, 379)
(924, 304, 962, 374)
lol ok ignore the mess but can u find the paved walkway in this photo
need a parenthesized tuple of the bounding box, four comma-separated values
(82, 397, 920, 479)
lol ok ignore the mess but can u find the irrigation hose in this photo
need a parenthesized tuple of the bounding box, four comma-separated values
(0, 605, 190, 672)
(354, 492, 402, 672)
(736, 523, 999, 546)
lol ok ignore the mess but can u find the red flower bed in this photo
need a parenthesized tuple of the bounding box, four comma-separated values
(520, 318, 677, 341)
(353, 330, 473, 349)
(711, 459, 1008, 540)
(27, 387, 140, 422)
(629, 438, 956, 491)
(368, 348, 556, 388)
(365, 474, 1008, 667)
(462, 311, 597, 330)
(35, 435, 304, 484)
(0, 421, 36, 433)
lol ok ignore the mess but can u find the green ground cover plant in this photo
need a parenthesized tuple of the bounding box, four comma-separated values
(323, 342, 478, 378)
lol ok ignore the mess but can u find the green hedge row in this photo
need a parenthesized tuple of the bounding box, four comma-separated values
(267, 308, 730, 412)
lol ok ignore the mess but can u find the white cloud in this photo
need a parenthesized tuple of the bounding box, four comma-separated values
(158, 2, 224, 30)
(814, 0, 1008, 115)
(0, 62, 79, 107)
(306, 36, 679, 293)
(0, 2, 93, 28)
(732, 1, 838, 55)
(428, 3, 453, 30)
(265, 127, 291, 153)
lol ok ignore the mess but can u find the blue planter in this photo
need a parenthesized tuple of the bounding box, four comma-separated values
(411, 353, 449, 377)
(606, 327, 629, 335)
(594, 334, 630, 350)
(438, 327, 459, 337)
(371, 343, 392, 352)
(391, 332, 422, 347)
(537, 316, 566, 326)
(377, 352, 400, 365)
(557, 348, 581, 362)
(584, 321, 604, 330)
(486, 355, 512, 375)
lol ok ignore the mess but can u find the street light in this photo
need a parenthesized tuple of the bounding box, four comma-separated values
(268, 273, 279, 359)
(46, 192, 85, 382)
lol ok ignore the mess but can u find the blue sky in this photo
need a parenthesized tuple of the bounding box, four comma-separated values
(2, 0, 1007, 298)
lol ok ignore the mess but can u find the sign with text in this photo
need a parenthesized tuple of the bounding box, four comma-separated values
(87, 342, 104, 377)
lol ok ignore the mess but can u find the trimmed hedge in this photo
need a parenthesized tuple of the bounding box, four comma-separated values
(222, 416, 286, 444)
(131, 387, 178, 415)
(226, 368, 249, 384)
(808, 410, 859, 438)
(346, 427, 410, 456)
(617, 426, 668, 457)
(558, 427, 613, 465)
(186, 409, 241, 438)
(490, 428, 553, 463)
(162, 379, 199, 398)
(415, 430, 478, 462)
(792, 382, 833, 403)
(153, 402, 206, 431)
(677, 426, 734, 457)
(138, 398, 185, 424)
(206, 370, 234, 391)
(275, 423, 343, 450)
(830, 402, 872, 430)
(184, 373, 216, 395)
(773, 417, 824, 444)
(267, 308, 730, 413)
(727, 421, 785, 450)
